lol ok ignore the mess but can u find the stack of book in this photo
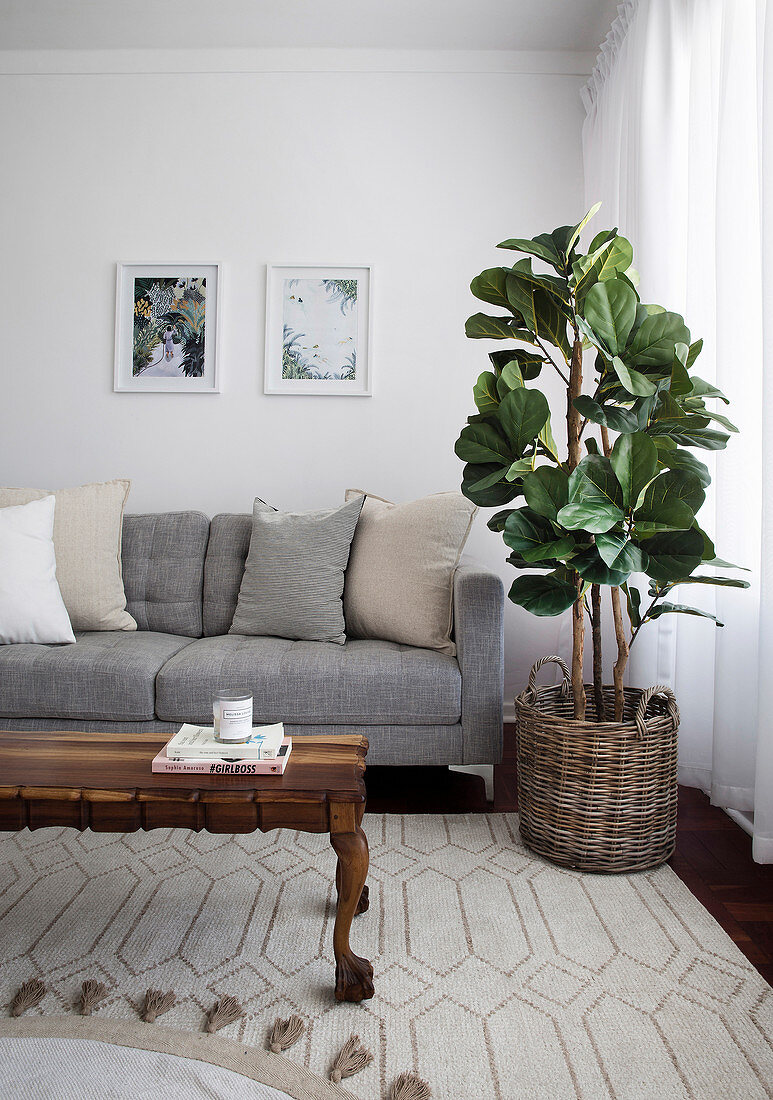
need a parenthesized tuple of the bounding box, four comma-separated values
(152, 722, 292, 775)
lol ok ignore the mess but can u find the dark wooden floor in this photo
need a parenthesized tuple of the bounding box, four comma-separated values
(365, 763, 773, 988)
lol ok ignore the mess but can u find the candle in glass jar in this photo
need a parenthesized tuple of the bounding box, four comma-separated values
(213, 690, 253, 743)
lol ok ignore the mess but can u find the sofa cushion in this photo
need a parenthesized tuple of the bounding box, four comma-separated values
(122, 512, 209, 637)
(230, 496, 364, 645)
(0, 632, 194, 721)
(156, 635, 461, 725)
(0, 480, 135, 632)
(202, 514, 252, 636)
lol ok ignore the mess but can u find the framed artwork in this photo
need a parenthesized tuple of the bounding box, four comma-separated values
(114, 263, 221, 393)
(264, 264, 373, 396)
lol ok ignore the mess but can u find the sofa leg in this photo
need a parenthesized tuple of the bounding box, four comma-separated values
(493, 722, 517, 812)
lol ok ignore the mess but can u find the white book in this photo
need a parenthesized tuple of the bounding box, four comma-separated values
(166, 723, 285, 760)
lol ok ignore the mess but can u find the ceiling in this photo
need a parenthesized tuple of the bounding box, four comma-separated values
(0, 0, 619, 52)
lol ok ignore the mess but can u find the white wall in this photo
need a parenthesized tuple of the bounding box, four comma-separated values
(0, 49, 587, 708)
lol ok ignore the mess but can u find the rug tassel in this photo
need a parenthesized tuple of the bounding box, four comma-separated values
(79, 979, 107, 1016)
(268, 1014, 306, 1053)
(330, 1034, 373, 1083)
(204, 994, 243, 1033)
(10, 978, 46, 1017)
(390, 1071, 431, 1099)
(140, 989, 177, 1023)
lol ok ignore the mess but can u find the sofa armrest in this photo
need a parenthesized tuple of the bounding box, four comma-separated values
(453, 559, 504, 764)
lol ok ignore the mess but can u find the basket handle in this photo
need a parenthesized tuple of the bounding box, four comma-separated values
(524, 655, 572, 705)
(635, 685, 680, 738)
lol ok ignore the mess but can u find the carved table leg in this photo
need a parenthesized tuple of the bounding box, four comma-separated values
(330, 803, 373, 1002)
(336, 862, 369, 914)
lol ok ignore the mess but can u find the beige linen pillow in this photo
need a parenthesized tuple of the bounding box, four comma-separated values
(0, 480, 136, 632)
(343, 490, 477, 656)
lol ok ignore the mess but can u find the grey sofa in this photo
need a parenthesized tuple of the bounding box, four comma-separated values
(0, 512, 505, 765)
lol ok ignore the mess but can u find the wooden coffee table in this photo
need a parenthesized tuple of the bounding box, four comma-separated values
(0, 730, 373, 1003)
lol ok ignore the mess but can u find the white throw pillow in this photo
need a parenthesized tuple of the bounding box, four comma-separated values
(0, 480, 136, 631)
(0, 496, 76, 644)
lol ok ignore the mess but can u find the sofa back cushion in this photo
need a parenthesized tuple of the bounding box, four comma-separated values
(122, 512, 209, 637)
(202, 513, 252, 636)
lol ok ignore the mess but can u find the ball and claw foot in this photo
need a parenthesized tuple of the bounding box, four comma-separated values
(335, 952, 375, 1002)
(355, 884, 369, 915)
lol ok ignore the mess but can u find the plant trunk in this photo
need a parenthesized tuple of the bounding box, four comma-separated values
(568, 334, 586, 719)
(600, 425, 630, 719)
(610, 587, 629, 721)
(591, 584, 606, 720)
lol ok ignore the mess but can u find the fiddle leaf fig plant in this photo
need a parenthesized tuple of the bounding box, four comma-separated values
(455, 205, 749, 721)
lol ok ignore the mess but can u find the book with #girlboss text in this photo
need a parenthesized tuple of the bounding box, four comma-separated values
(151, 738, 292, 775)
(165, 722, 285, 761)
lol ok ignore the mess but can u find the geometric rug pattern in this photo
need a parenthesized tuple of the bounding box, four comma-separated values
(1, 814, 771, 1099)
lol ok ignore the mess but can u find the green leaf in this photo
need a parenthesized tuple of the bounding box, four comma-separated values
(609, 431, 658, 508)
(461, 463, 522, 507)
(572, 235, 634, 303)
(693, 523, 715, 561)
(658, 447, 711, 488)
(643, 529, 705, 583)
(666, 574, 750, 590)
(505, 457, 535, 481)
(669, 344, 692, 396)
(702, 556, 751, 572)
(649, 417, 730, 450)
(496, 360, 525, 398)
(622, 582, 642, 629)
(565, 202, 602, 256)
(685, 339, 703, 369)
(557, 501, 625, 534)
(585, 437, 600, 455)
(503, 508, 555, 554)
(472, 371, 500, 414)
(698, 409, 739, 433)
(612, 356, 658, 397)
(646, 602, 724, 626)
(455, 421, 512, 465)
(522, 467, 570, 520)
(584, 278, 637, 356)
(506, 551, 555, 571)
(533, 288, 571, 358)
(465, 313, 522, 340)
(628, 310, 691, 369)
(634, 471, 705, 531)
(538, 414, 561, 463)
(595, 531, 649, 573)
(690, 374, 729, 404)
(566, 454, 625, 510)
(487, 508, 514, 532)
(467, 464, 510, 492)
(573, 395, 641, 434)
(508, 573, 578, 617)
(490, 349, 544, 386)
(497, 235, 563, 270)
(470, 268, 510, 310)
(496, 388, 550, 457)
(571, 545, 630, 586)
(587, 228, 619, 253)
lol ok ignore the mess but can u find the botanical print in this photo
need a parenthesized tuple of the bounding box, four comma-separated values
(132, 276, 206, 378)
(281, 278, 358, 381)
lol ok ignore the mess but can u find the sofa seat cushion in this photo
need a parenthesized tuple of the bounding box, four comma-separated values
(155, 635, 462, 726)
(0, 632, 194, 721)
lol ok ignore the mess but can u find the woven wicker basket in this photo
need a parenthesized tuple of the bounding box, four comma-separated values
(514, 655, 680, 874)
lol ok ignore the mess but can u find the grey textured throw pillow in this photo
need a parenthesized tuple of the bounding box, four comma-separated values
(229, 495, 364, 644)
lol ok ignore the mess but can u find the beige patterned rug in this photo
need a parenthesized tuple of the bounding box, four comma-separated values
(1, 814, 772, 1099)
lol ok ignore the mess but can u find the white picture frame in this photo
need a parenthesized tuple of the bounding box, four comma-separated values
(264, 264, 373, 396)
(114, 262, 222, 393)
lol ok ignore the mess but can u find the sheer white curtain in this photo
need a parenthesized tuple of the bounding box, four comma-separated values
(582, 0, 773, 861)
